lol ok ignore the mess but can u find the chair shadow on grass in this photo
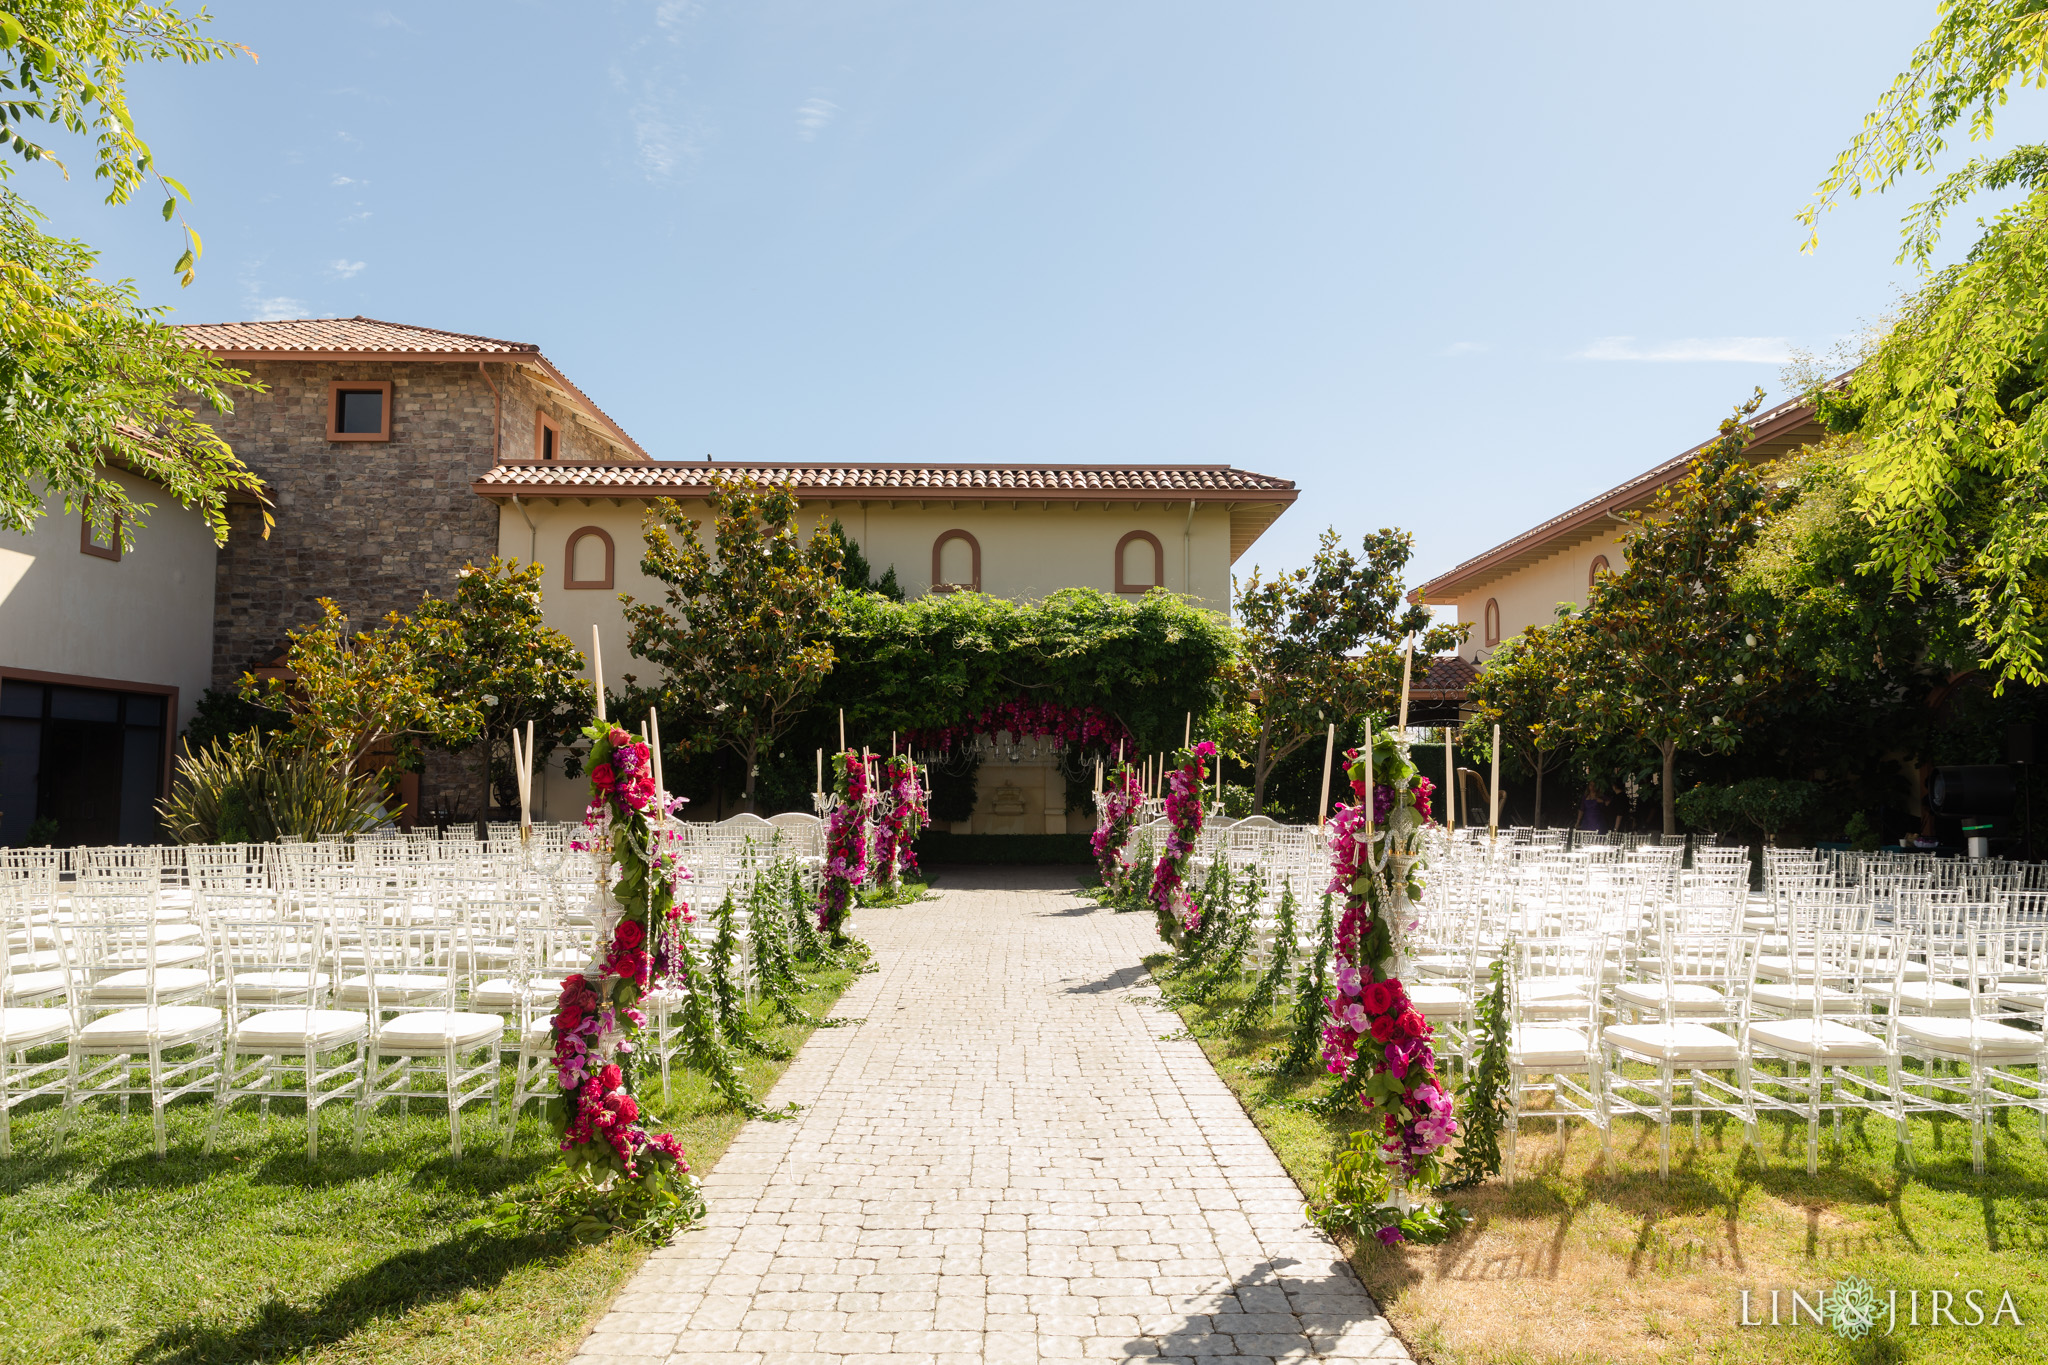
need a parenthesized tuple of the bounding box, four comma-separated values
(128, 1224, 572, 1365)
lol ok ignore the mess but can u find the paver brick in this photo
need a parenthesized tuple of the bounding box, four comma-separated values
(571, 870, 1410, 1362)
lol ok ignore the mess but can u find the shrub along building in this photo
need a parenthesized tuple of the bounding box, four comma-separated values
(0, 315, 1299, 841)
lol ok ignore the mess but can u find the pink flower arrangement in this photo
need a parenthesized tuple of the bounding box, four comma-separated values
(547, 719, 696, 1199)
(903, 697, 1132, 757)
(817, 750, 876, 935)
(1148, 742, 1215, 942)
(1319, 743, 1456, 1190)
(1090, 766, 1142, 886)
(871, 755, 926, 885)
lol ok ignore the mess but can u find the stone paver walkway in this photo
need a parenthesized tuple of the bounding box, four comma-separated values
(574, 868, 1409, 1365)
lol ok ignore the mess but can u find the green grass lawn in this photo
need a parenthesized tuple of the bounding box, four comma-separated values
(1150, 956, 2048, 1365)
(0, 963, 854, 1365)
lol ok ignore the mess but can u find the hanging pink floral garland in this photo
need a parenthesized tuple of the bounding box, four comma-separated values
(1318, 734, 1455, 1239)
(818, 750, 875, 936)
(1148, 742, 1214, 945)
(903, 697, 1132, 755)
(872, 754, 926, 886)
(546, 724, 701, 1222)
(1090, 764, 1142, 888)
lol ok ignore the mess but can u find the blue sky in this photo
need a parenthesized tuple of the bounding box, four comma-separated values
(25, 1, 2032, 590)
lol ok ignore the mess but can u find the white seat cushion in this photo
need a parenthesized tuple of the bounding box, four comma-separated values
(1863, 980, 1972, 1015)
(1750, 983, 1863, 1015)
(1604, 1021, 1742, 1065)
(96, 943, 206, 970)
(75, 1005, 223, 1050)
(1509, 1025, 1596, 1070)
(1997, 983, 2045, 1009)
(521, 1019, 553, 1048)
(234, 1009, 370, 1051)
(1749, 1019, 1891, 1064)
(1613, 982, 1726, 1015)
(473, 977, 554, 1011)
(229, 971, 331, 1001)
(1897, 1016, 2045, 1059)
(1407, 984, 1470, 1019)
(3, 968, 68, 1003)
(87, 967, 213, 1001)
(337, 974, 449, 1005)
(0, 1007, 70, 1048)
(372, 1010, 504, 1052)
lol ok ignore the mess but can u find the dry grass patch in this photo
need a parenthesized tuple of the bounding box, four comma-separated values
(1151, 957, 2048, 1365)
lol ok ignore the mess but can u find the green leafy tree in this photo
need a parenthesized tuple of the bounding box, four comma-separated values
(623, 475, 846, 812)
(1465, 620, 1573, 827)
(413, 557, 593, 822)
(1562, 394, 1794, 835)
(0, 4, 268, 546)
(827, 518, 903, 600)
(1798, 1, 2048, 685)
(241, 599, 480, 781)
(1224, 528, 1458, 814)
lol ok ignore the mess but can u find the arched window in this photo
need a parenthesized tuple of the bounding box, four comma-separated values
(564, 526, 614, 590)
(931, 529, 981, 593)
(1115, 530, 1165, 593)
(1588, 554, 1611, 587)
(1483, 598, 1501, 648)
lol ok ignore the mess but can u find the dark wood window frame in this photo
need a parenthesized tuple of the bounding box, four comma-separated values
(564, 525, 615, 590)
(930, 529, 982, 593)
(327, 380, 393, 442)
(80, 507, 121, 561)
(1114, 529, 1165, 593)
(536, 410, 562, 461)
(1483, 598, 1501, 648)
(1589, 554, 1611, 587)
(0, 665, 179, 809)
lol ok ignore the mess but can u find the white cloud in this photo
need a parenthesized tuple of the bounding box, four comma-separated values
(331, 174, 360, 186)
(795, 95, 839, 142)
(245, 294, 306, 321)
(329, 259, 366, 279)
(1441, 341, 1488, 356)
(655, 0, 700, 28)
(1576, 335, 1792, 363)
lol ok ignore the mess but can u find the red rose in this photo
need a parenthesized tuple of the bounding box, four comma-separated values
(609, 728, 633, 748)
(590, 763, 617, 788)
(1369, 1015, 1397, 1042)
(614, 920, 646, 949)
(1398, 1009, 1428, 1038)
(599, 1064, 623, 1092)
(552, 1007, 584, 1033)
(614, 1095, 639, 1123)
(1362, 981, 1394, 1014)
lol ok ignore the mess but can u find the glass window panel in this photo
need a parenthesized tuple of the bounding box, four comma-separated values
(123, 694, 166, 727)
(338, 389, 384, 434)
(0, 716, 40, 846)
(0, 680, 44, 718)
(50, 687, 119, 723)
(118, 726, 162, 844)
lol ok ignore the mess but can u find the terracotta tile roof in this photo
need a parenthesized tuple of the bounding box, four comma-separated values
(177, 316, 539, 356)
(472, 462, 1296, 497)
(179, 316, 648, 461)
(1414, 654, 1479, 696)
(1409, 384, 1840, 604)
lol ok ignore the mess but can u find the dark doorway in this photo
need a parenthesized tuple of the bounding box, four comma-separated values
(0, 678, 169, 846)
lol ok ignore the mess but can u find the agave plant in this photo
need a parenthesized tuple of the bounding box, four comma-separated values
(160, 731, 394, 843)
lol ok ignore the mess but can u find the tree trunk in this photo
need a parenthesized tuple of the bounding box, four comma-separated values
(1533, 759, 1544, 830)
(1251, 726, 1272, 815)
(1660, 739, 1678, 837)
(477, 727, 496, 839)
(742, 737, 760, 813)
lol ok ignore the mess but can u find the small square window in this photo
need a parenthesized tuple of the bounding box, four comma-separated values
(327, 380, 393, 442)
(81, 508, 121, 561)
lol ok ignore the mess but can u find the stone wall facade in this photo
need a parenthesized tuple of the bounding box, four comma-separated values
(199, 357, 631, 818)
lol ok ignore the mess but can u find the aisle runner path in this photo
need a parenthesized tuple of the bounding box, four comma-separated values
(574, 867, 1410, 1364)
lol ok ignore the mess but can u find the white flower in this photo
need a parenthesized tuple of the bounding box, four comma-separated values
(481, 694, 499, 707)
(1731, 673, 1744, 685)
(1744, 633, 1756, 648)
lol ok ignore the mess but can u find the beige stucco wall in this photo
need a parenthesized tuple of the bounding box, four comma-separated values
(0, 471, 220, 733)
(1445, 526, 1630, 663)
(496, 494, 1236, 821)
